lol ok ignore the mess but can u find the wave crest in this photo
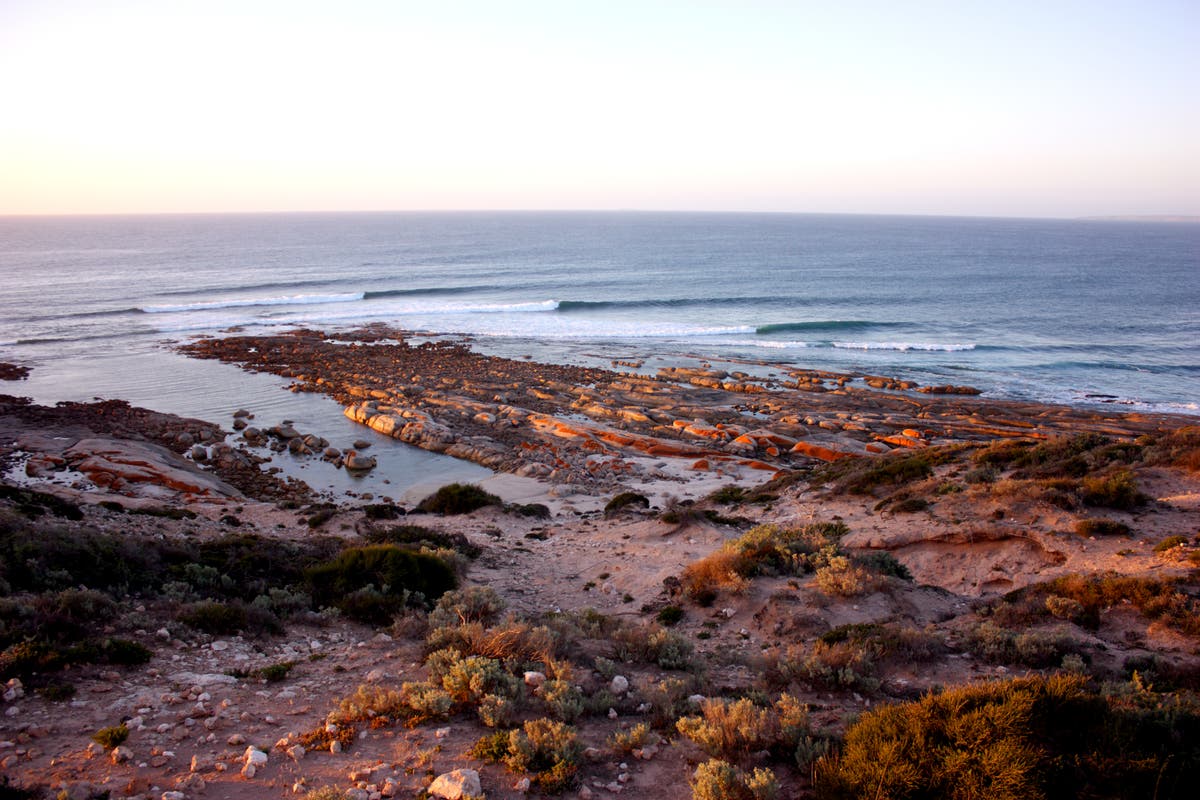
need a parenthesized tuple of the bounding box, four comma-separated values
(143, 293, 365, 313)
(832, 341, 977, 352)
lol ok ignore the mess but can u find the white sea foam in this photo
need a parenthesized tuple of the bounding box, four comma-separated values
(723, 339, 810, 349)
(143, 292, 365, 313)
(832, 341, 977, 352)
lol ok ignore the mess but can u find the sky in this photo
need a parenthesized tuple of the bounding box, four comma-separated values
(1, 0, 1197, 217)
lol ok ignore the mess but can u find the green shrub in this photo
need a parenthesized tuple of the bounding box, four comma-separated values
(178, 600, 248, 634)
(677, 698, 777, 759)
(416, 483, 502, 515)
(511, 502, 551, 519)
(1075, 518, 1131, 537)
(257, 660, 296, 682)
(1141, 426, 1200, 471)
(540, 678, 585, 722)
(101, 637, 152, 666)
(428, 586, 506, 628)
(889, 497, 929, 513)
(0, 484, 83, 520)
(611, 623, 694, 670)
(1080, 468, 1145, 510)
(813, 674, 1200, 800)
(429, 648, 520, 705)
(769, 640, 879, 693)
(610, 722, 657, 754)
(425, 619, 558, 664)
(709, 485, 749, 505)
(682, 521, 849, 602)
(470, 718, 583, 793)
(854, 552, 912, 580)
(604, 492, 650, 515)
(813, 557, 875, 597)
(361, 523, 481, 558)
(307, 545, 456, 617)
(657, 605, 685, 626)
(362, 503, 403, 520)
(91, 723, 129, 749)
(1153, 535, 1188, 553)
(966, 622, 1081, 668)
(36, 681, 76, 701)
(815, 448, 959, 495)
(691, 759, 779, 800)
(306, 507, 336, 528)
(1000, 573, 1200, 636)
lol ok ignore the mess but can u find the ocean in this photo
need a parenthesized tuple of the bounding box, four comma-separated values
(1, 212, 1197, 496)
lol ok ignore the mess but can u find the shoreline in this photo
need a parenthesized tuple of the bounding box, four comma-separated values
(178, 326, 1192, 504)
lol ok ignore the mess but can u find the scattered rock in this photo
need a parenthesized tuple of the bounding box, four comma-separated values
(428, 768, 482, 799)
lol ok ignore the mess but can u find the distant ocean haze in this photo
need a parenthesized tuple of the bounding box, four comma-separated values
(1, 211, 1197, 418)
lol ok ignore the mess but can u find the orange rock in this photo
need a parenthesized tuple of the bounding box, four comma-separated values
(691, 459, 710, 471)
(789, 441, 855, 462)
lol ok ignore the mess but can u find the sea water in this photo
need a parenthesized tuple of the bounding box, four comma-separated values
(1, 212, 1197, 492)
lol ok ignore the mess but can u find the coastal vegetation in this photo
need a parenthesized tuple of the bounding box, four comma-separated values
(2, 368, 1199, 798)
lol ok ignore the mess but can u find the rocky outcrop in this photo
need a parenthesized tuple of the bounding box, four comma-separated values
(178, 329, 1187, 494)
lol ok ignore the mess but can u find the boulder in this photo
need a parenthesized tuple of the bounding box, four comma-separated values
(343, 451, 377, 471)
(428, 768, 482, 799)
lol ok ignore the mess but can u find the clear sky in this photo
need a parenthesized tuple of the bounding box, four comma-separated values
(1, 0, 1197, 217)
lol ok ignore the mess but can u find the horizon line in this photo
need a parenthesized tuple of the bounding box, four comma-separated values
(2, 208, 1198, 223)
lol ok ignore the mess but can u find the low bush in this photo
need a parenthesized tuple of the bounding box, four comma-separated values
(177, 600, 248, 634)
(656, 605, 685, 626)
(998, 572, 1200, 636)
(610, 722, 657, 754)
(1140, 426, 1200, 472)
(1154, 535, 1189, 553)
(307, 545, 456, 620)
(853, 552, 912, 580)
(425, 619, 559, 665)
(682, 522, 848, 603)
(416, 483, 502, 515)
(813, 674, 1200, 800)
(1080, 468, 1145, 510)
(676, 694, 811, 762)
(813, 557, 876, 598)
(966, 621, 1082, 668)
(428, 586, 506, 628)
(91, 723, 129, 750)
(1075, 518, 1131, 537)
(360, 523, 481, 558)
(361, 502, 404, 520)
(604, 492, 650, 515)
(610, 622, 694, 670)
(814, 448, 960, 495)
(509, 502, 550, 519)
(767, 640, 879, 694)
(888, 497, 929, 514)
(0, 485, 83, 520)
(470, 718, 583, 793)
(691, 759, 779, 800)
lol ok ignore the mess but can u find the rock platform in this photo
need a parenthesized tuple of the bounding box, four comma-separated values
(180, 327, 1186, 494)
